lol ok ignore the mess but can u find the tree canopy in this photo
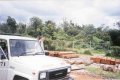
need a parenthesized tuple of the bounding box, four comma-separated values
(0, 16, 120, 56)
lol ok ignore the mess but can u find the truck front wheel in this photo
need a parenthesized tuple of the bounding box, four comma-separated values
(13, 75, 29, 80)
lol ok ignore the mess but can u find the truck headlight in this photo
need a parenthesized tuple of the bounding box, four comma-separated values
(39, 72, 47, 79)
(67, 67, 71, 73)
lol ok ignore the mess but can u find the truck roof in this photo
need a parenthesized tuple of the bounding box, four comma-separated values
(0, 35, 36, 40)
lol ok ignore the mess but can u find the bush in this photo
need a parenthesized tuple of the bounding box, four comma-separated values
(94, 45, 103, 50)
(55, 46, 65, 51)
(44, 38, 55, 50)
(111, 46, 120, 56)
(106, 53, 112, 56)
(84, 50, 92, 55)
(82, 44, 88, 48)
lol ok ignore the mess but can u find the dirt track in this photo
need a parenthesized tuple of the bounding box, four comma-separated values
(47, 51, 120, 80)
(70, 71, 103, 80)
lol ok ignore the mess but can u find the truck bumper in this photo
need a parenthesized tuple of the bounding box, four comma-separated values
(54, 76, 74, 80)
(63, 77, 74, 80)
(38, 77, 74, 80)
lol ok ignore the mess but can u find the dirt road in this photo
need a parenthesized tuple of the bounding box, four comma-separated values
(70, 71, 103, 80)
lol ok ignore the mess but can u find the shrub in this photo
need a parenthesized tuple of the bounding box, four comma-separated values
(84, 50, 92, 55)
(94, 45, 103, 50)
(55, 46, 65, 51)
(105, 50, 113, 57)
(111, 46, 120, 56)
(44, 38, 55, 50)
(82, 44, 88, 48)
(106, 53, 112, 56)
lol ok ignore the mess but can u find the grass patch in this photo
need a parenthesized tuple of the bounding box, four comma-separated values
(91, 49, 105, 54)
(65, 48, 106, 56)
(105, 55, 120, 59)
(84, 50, 92, 55)
(105, 53, 120, 59)
(111, 56, 120, 59)
(86, 66, 120, 79)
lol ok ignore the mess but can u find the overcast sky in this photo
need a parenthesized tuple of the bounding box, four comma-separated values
(0, 0, 120, 28)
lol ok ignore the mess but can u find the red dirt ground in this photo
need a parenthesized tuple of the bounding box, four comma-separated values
(70, 71, 103, 80)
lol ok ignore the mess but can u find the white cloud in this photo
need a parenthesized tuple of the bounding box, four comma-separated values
(57, 0, 120, 27)
(0, 0, 120, 28)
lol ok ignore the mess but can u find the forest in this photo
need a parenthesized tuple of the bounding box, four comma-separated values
(0, 16, 120, 57)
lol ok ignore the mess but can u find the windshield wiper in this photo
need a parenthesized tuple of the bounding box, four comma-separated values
(34, 52, 44, 55)
(18, 51, 32, 57)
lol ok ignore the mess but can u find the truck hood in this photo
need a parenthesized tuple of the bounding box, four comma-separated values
(10, 55, 70, 71)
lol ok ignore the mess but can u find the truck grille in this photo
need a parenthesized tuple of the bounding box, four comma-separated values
(48, 69, 67, 80)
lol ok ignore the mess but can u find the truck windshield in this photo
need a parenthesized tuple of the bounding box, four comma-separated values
(10, 39, 44, 57)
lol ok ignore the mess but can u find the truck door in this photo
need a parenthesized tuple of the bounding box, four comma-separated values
(0, 39, 9, 80)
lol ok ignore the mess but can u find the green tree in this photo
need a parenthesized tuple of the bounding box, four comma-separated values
(30, 17, 42, 32)
(7, 16, 17, 33)
(17, 23, 26, 34)
(28, 17, 43, 37)
(62, 20, 79, 36)
(0, 23, 10, 33)
(53, 28, 68, 40)
(43, 20, 56, 39)
(109, 30, 120, 46)
(109, 22, 120, 56)
(116, 21, 120, 30)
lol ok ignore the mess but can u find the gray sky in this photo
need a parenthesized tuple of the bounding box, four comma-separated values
(0, 0, 120, 28)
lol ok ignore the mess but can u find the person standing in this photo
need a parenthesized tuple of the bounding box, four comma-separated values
(37, 36, 45, 52)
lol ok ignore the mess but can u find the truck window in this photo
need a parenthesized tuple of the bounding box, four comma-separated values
(10, 39, 43, 56)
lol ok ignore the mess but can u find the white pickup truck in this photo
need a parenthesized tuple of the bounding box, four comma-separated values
(0, 35, 73, 80)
